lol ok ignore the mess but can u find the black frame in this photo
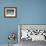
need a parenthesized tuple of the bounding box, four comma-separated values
(4, 7, 17, 18)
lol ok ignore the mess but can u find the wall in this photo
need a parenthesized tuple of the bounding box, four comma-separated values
(0, 0, 46, 44)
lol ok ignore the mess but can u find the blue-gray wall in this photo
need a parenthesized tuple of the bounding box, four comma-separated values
(0, 0, 46, 44)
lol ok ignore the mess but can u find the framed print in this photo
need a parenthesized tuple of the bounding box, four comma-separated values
(18, 24, 46, 42)
(4, 7, 17, 18)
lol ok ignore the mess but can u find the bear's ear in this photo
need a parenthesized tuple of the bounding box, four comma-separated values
(8, 37, 10, 40)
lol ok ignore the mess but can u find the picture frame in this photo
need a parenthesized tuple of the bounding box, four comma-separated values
(4, 7, 17, 18)
(18, 24, 46, 42)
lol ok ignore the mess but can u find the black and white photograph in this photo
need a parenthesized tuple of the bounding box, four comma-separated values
(4, 7, 17, 18)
